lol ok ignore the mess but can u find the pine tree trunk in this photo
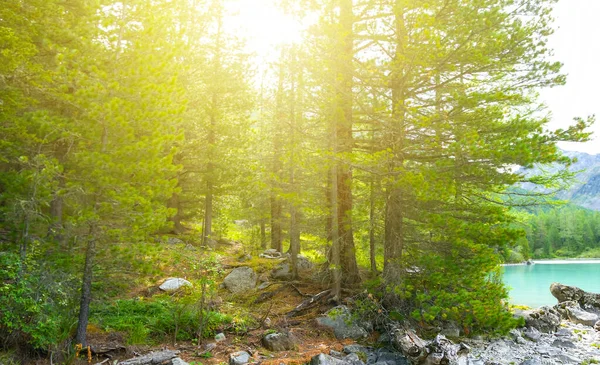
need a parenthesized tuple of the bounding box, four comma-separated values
(383, 0, 407, 285)
(384, 189, 403, 283)
(203, 4, 222, 249)
(168, 189, 185, 235)
(330, 163, 341, 299)
(260, 217, 267, 249)
(270, 55, 285, 253)
(336, 0, 359, 285)
(270, 193, 282, 252)
(369, 178, 377, 274)
(203, 179, 213, 246)
(75, 232, 96, 347)
(290, 206, 299, 279)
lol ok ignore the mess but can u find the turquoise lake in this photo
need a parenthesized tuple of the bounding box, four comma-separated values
(502, 260, 600, 308)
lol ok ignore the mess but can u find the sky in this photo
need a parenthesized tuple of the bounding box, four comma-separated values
(542, 0, 600, 154)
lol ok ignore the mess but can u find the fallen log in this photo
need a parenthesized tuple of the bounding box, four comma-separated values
(118, 350, 179, 365)
(286, 289, 332, 318)
(390, 326, 427, 363)
(391, 326, 469, 365)
(550, 282, 600, 310)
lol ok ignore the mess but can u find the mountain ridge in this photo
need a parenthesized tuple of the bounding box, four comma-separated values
(522, 149, 600, 210)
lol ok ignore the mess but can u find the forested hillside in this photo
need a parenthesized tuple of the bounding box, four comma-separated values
(0, 0, 593, 363)
(516, 205, 600, 260)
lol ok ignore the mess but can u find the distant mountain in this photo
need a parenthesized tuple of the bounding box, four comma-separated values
(521, 150, 600, 210)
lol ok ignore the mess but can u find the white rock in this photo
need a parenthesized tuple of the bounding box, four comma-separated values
(159, 278, 192, 292)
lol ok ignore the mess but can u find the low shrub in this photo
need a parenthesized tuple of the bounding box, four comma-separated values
(91, 294, 233, 344)
(0, 251, 78, 353)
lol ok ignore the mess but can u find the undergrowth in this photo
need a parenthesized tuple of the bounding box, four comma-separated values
(91, 294, 233, 344)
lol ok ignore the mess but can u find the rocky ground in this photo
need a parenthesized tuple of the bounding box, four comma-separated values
(92, 246, 600, 365)
(466, 319, 600, 364)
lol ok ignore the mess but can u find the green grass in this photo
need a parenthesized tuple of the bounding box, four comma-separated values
(90, 294, 233, 344)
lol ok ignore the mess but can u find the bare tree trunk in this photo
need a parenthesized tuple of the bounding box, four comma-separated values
(260, 217, 267, 249)
(330, 161, 341, 300)
(383, 0, 407, 285)
(369, 177, 377, 274)
(203, 178, 213, 246)
(168, 188, 185, 235)
(270, 193, 282, 252)
(270, 52, 285, 253)
(336, 0, 360, 285)
(203, 2, 223, 248)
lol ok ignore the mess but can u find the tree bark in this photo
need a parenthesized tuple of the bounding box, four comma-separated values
(260, 217, 267, 249)
(336, 0, 360, 285)
(383, 0, 407, 285)
(203, 4, 222, 249)
(270, 52, 285, 253)
(203, 178, 213, 246)
(369, 177, 377, 274)
(330, 164, 341, 299)
(168, 187, 185, 235)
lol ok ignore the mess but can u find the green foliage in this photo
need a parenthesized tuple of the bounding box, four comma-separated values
(0, 0, 595, 354)
(0, 350, 19, 365)
(518, 204, 600, 258)
(392, 234, 523, 335)
(91, 295, 232, 344)
(0, 252, 78, 351)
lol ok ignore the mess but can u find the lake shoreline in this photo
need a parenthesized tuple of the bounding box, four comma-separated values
(502, 257, 600, 266)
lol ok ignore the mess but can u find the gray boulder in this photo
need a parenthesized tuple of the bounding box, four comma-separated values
(342, 344, 370, 355)
(374, 348, 409, 365)
(556, 353, 581, 364)
(229, 351, 251, 365)
(551, 339, 576, 349)
(310, 354, 349, 365)
(172, 358, 189, 365)
(316, 306, 368, 340)
(297, 255, 314, 270)
(238, 253, 252, 262)
(271, 256, 314, 280)
(166, 237, 185, 245)
(262, 332, 295, 351)
(343, 353, 365, 365)
(329, 350, 345, 359)
(522, 327, 541, 342)
(223, 267, 257, 294)
(518, 306, 560, 333)
(159, 278, 192, 292)
(566, 306, 599, 326)
(260, 249, 282, 259)
(550, 282, 600, 310)
(271, 263, 291, 280)
(257, 282, 271, 290)
(519, 359, 543, 365)
(343, 345, 376, 364)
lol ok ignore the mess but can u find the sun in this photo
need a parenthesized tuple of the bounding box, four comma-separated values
(224, 0, 307, 58)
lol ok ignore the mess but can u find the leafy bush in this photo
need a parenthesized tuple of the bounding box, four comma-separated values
(388, 237, 522, 335)
(578, 247, 600, 258)
(0, 251, 78, 352)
